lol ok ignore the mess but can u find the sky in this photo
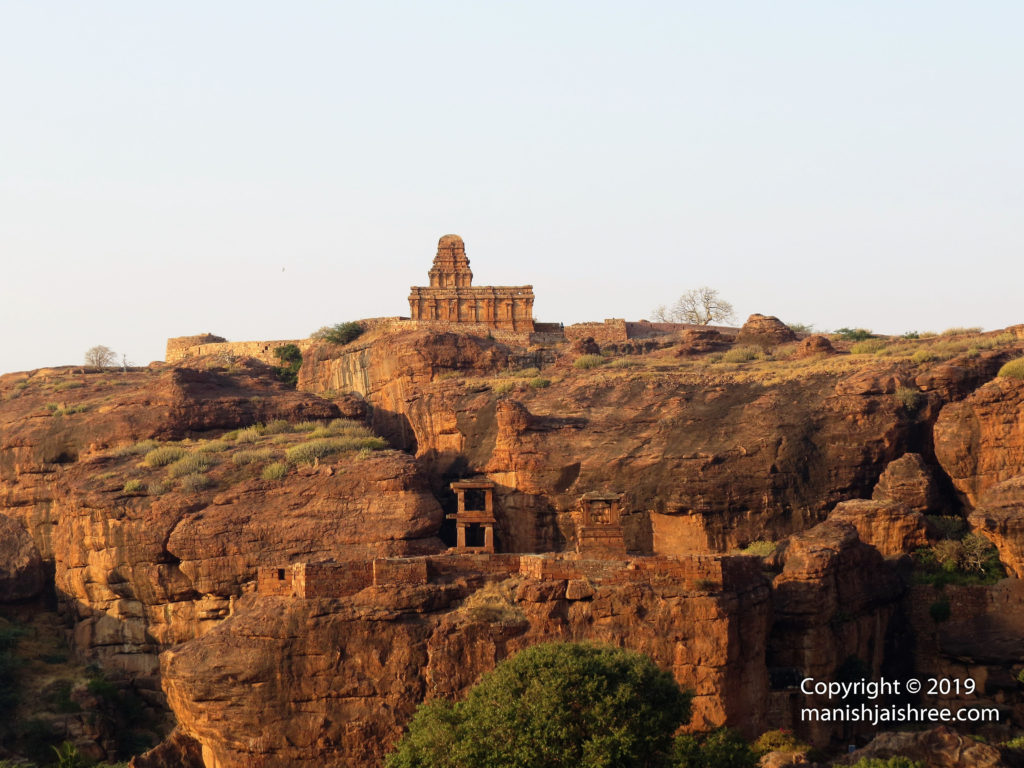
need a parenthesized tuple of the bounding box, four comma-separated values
(1, 2, 1022, 374)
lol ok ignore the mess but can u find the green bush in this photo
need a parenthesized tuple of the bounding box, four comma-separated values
(235, 425, 265, 443)
(787, 322, 814, 334)
(179, 473, 213, 493)
(673, 728, 757, 768)
(721, 345, 763, 363)
(196, 439, 231, 452)
(144, 446, 187, 467)
(122, 479, 146, 494)
(894, 386, 923, 413)
(233, 448, 275, 466)
(264, 419, 293, 434)
(573, 354, 606, 370)
(114, 438, 159, 456)
(914, 533, 1004, 587)
(942, 326, 983, 336)
(308, 419, 374, 438)
(493, 381, 516, 395)
(53, 741, 92, 768)
(313, 321, 364, 345)
(752, 730, 808, 754)
(1005, 734, 1024, 749)
(530, 377, 551, 388)
(834, 328, 874, 341)
(998, 357, 1024, 379)
(911, 349, 936, 364)
(850, 756, 924, 768)
(608, 357, 638, 368)
(851, 339, 887, 354)
(386, 642, 693, 768)
(512, 367, 541, 378)
(262, 462, 288, 481)
(166, 453, 215, 478)
(285, 436, 387, 465)
(147, 481, 170, 495)
(739, 540, 775, 557)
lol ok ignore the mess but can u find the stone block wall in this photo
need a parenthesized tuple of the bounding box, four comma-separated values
(165, 336, 310, 366)
(372, 557, 429, 587)
(294, 562, 373, 598)
(564, 319, 629, 344)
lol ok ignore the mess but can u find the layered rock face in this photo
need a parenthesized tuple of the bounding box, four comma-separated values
(934, 375, 1024, 506)
(0, 362, 443, 682)
(162, 560, 771, 768)
(5, 325, 1024, 766)
(304, 335, 935, 553)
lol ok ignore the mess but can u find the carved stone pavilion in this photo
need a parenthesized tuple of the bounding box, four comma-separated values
(448, 479, 497, 553)
(408, 235, 535, 332)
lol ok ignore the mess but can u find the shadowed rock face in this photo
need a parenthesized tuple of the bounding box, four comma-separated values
(0, 512, 43, 601)
(969, 475, 1024, 579)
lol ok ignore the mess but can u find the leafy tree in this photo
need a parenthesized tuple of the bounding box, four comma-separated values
(386, 642, 693, 768)
(652, 287, 735, 325)
(84, 345, 117, 368)
(273, 344, 302, 387)
(672, 728, 757, 768)
(312, 321, 363, 345)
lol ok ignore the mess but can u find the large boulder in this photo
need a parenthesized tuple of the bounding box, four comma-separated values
(828, 498, 928, 556)
(734, 314, 797, 348)
(794, 334, 835, 358)
(872, 452, 943, 515)
(934, 376, 1024, 506)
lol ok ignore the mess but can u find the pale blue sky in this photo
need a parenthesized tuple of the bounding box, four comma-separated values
(2, 2, 1021, 374)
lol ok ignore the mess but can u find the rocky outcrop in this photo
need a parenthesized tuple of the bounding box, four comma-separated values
(836, 726, 1008, 767)
(828, 498, 928, 556)
(163, 562, 772, 768)
(734, 314, 798, 348)
(674, 327, 730, 356)
(0, 363, 440, 681)
(794, 334, 835, 358)
(934, 376, 1024, 506)
(0, 512, 44, 601)
(872, 453, 944, 515)
(769, 520, 905, 742)
(129, 730, 204, 768)
(914, 351, 1007, 402)
(968, 475, 1024, 578)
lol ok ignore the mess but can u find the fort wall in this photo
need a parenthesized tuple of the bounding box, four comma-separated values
(258, 553, 761, 598)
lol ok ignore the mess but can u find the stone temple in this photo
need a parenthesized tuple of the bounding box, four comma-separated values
(408, 235, 535, 332)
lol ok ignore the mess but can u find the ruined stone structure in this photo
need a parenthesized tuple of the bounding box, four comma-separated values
(576, 492, 628, 557)
(408, 235, 535, 332)
(448, 479, 497, 553)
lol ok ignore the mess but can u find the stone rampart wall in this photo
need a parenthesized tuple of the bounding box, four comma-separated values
(564, 319, 629, 344)
(259, 553, 762, 599)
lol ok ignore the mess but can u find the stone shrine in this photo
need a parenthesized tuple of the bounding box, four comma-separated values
(408, 235, 535, 332)
(576, 492, 628, 557)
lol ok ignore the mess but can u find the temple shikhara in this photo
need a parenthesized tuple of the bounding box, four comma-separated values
(408, 234, 535, 332)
